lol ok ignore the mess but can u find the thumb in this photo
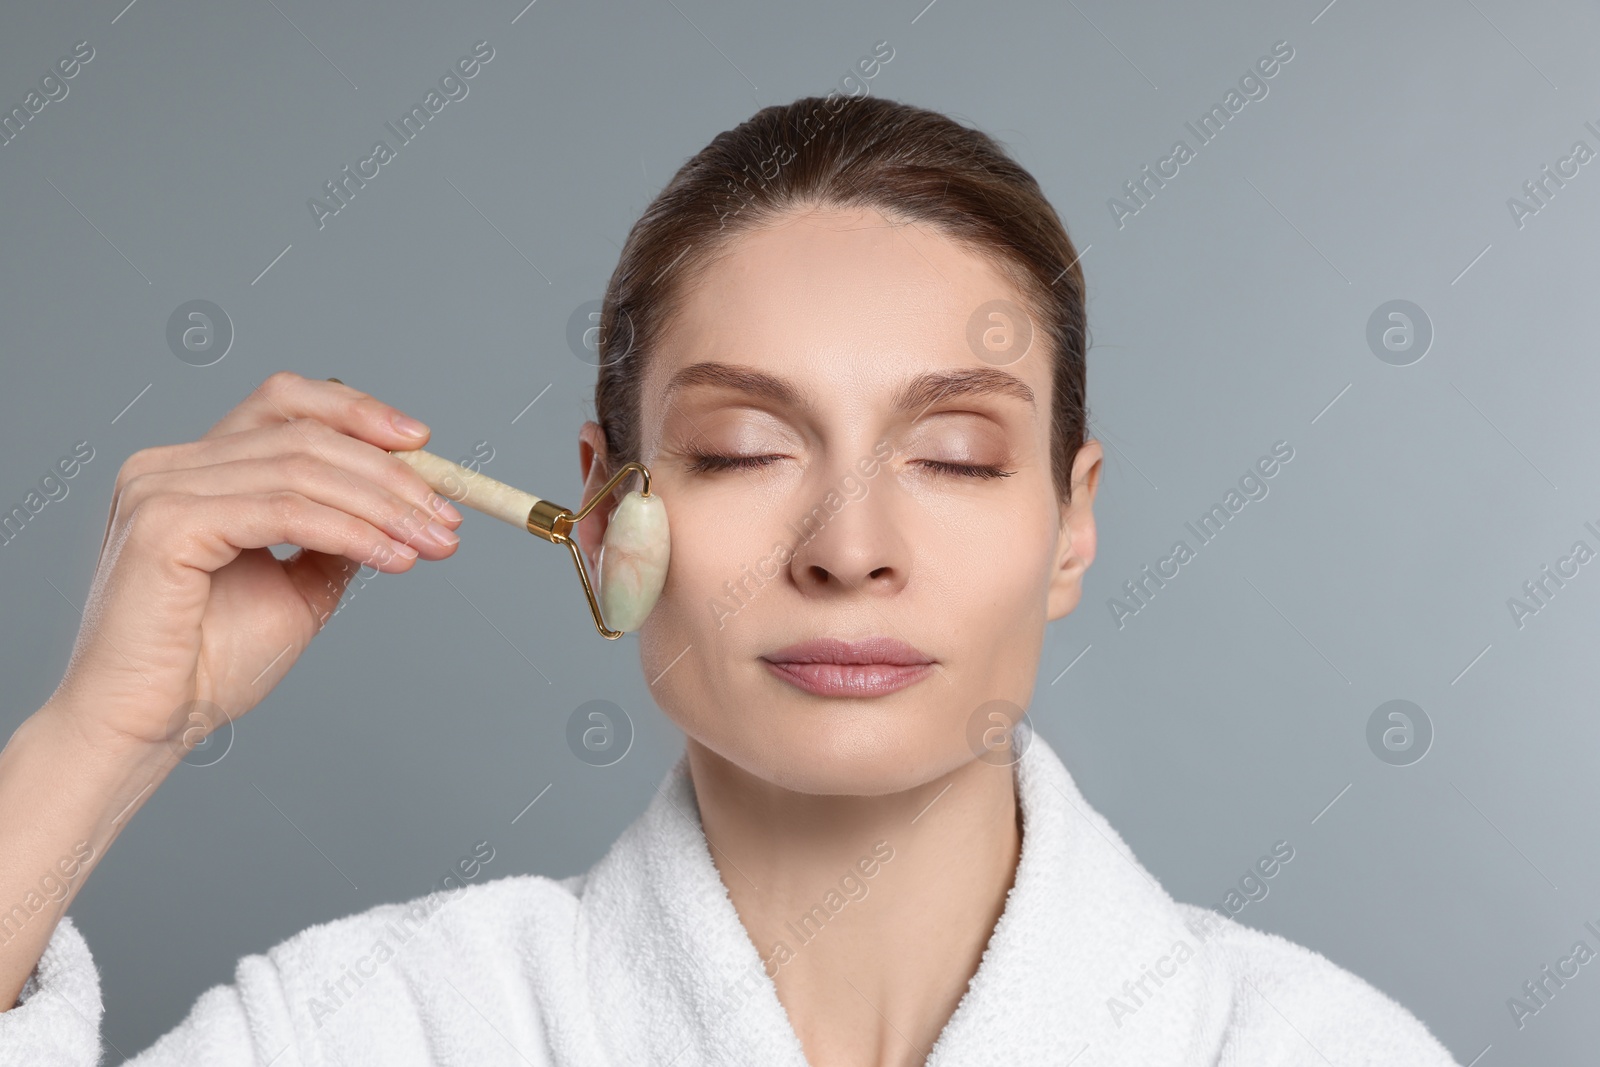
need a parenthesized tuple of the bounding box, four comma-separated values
(284, 548, 374, 630)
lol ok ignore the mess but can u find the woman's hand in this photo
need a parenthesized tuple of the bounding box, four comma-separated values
(0, 371, 463, 1009)
(41, 370, 462, 757)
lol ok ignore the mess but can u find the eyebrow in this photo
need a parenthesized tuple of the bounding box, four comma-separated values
(660, 361, 1036, 420)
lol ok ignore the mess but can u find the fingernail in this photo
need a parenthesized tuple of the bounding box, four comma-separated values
(426, 521, 459, 547)
(388, 538, 420, 559)
(390, 413, 429, 438)
(430, 495, 463, 523)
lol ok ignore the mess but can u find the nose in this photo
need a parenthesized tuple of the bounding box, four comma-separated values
(783, 467, 910, 598)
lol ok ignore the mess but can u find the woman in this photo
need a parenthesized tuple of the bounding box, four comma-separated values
(0, 95, 1457, 1065)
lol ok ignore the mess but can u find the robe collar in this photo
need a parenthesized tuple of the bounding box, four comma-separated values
(578, 731, 1233, 1065)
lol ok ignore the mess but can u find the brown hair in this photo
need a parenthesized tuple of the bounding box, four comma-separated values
(593, 93, 1090, 503)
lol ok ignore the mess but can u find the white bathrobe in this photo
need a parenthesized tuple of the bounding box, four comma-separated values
(3, 731, 1459, 1065)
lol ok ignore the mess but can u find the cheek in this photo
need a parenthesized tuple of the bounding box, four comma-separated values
(636, 499, 776, 670)
(680, 505, 777, 615)
(919, 489, 1057, 614)
(929, 495, 1057, 694)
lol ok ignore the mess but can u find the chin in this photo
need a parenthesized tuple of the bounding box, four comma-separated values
(639, 614, 1004, 797)
(687, 691, 974, 797)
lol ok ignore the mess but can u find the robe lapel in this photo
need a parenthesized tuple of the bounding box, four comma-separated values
(579, 753, 812, 1066)
(580, 732, 1232, 1066)
(925, 732, 1233, 1065)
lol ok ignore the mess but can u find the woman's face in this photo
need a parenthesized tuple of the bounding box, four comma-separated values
(578, 205, 1102, 796)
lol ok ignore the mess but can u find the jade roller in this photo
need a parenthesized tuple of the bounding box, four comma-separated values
(326, 379, 669, 639)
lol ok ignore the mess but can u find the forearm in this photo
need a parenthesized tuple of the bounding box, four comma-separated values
(0, 701, 177, 1010)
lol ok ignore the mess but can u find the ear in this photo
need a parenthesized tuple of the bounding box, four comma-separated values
(1046, 438, 1103, 622)
(574, 421, 615, 574)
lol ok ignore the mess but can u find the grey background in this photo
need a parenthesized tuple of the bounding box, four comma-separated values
(1, 0, 1593, 1061)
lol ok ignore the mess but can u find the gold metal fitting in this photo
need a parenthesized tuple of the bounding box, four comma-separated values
(527, 462, 653, 640)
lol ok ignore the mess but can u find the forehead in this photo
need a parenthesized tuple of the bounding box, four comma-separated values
(640, 205, 1050, 421)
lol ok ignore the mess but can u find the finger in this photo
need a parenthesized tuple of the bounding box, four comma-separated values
(202, 370, 430, 449)
(120, 457, 462, 557)
(118, 419, 462, 532)
(126, 490, 424, 578)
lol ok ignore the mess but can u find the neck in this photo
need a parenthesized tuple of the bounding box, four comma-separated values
(686, 741, 1023, 1067)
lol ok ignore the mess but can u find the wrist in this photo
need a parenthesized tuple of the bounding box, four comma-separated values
(26, 695, 183, 786)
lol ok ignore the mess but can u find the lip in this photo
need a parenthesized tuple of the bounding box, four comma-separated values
(760, 637, 936, 698)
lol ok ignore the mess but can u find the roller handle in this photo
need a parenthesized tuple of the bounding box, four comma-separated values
(390, 448, 542, 532)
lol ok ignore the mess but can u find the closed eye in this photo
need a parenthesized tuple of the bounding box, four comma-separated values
(683, 452, 1015, 479)
(682, 452, 781, 474)
(919, 459, 1016, 480)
